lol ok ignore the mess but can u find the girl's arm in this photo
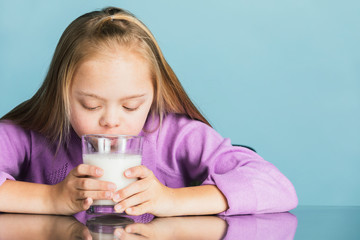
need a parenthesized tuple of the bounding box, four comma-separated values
(170, 185, 229, 216)
(0, 164, 117, 215)
(0, 166, 227, 216)
(113, 114, 298, 216)
(0, 180, 55, 214)
(163, 115, 298, 215)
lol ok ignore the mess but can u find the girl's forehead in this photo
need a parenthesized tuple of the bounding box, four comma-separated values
(71, 49, 153, 95)
(76, 46, 148, 72)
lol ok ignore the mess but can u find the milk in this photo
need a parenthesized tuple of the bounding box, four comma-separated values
(83, 153, 142, 205)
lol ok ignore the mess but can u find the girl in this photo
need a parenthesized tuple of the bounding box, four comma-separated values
(0, 7, 297, 216)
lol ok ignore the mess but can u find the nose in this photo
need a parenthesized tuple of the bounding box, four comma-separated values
(99, 108, 120, 128)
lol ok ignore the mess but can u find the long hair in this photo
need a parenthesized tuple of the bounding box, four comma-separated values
(1, 7, 210, 147)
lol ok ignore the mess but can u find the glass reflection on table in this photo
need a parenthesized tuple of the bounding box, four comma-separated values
(0, 211, 297, 240)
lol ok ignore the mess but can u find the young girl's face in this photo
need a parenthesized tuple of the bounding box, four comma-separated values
(69, 48, 154, 137)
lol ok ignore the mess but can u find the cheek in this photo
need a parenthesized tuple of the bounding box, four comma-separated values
(69, 105, 95, 137)
(123, 101, 152, 135)
(123, 111, 149, 135)
(135, 100, 153, 130)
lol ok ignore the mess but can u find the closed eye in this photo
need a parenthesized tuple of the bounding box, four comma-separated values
(83, 105, 101, 111)
(123, 106, 138, 111)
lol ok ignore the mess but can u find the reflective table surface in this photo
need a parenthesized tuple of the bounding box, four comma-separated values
(0, 206, 359, 239)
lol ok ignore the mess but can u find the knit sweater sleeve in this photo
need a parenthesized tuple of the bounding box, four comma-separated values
(158, 114, 298, 215)
(0, 121, 31, 186)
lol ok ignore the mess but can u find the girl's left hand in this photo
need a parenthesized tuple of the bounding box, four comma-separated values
(112, 165, 175, 216)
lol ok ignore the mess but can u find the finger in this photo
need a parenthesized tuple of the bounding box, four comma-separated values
(124, 223, 151, 237)
(72, 224, 93, 240)
(81, 197, 93, 210)
(113, 178, 148, 203)
(75, 178, 117, 191)
(124, 165, 152, 179)
(81, 227, 93, 240)
(71, 164, 104, 178)
(114, 192, 149, 213)
(77, 190, 115, 201)
(114, 228, 147, 240)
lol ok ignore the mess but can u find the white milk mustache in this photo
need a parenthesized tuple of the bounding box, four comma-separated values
(83, 153, 142, 205)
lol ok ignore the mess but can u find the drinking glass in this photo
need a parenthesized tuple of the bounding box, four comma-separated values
(82, 134, 143, 214)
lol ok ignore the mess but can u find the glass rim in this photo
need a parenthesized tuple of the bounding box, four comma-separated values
(82, 134, 142, 139)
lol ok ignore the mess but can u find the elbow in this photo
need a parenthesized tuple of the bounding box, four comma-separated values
(278, 180, 298, 212)
(263, 177, 299, 213)
(276, 170, 298, 212)
(287, 186, 299, 211)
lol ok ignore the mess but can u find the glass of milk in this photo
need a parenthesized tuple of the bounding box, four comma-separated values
(82, 134, 143, 214)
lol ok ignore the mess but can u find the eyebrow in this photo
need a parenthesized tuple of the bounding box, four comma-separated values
(77, 91, 146, 101)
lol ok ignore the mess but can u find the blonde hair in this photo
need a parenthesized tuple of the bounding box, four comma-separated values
(1, 7, 210, 147)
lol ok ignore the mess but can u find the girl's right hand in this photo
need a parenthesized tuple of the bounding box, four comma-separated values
(52, 164, 117, 215)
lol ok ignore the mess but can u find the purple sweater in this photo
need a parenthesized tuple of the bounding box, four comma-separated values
(0, 113, 298, 215)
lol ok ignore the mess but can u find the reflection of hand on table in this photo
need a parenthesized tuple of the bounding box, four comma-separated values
(113, 216, 227, 240)
(111, 212, 298, 240)
(0, 213, 91, 240)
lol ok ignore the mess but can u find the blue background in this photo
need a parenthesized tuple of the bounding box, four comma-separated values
(0, 0, 359, 206)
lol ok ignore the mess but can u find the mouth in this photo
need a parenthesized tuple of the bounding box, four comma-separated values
(84, 134, 136, 153)
(98, 137, 127, 153)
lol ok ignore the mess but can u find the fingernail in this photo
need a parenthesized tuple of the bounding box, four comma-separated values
(106, 191, 112, 198)
(96, 168, 103, 176)
(113, 194, 120, 201)
(115, 205, 123, 212)
(85, 197, 93, 207)
(115, 228, 123, 237)
(124, 170, 131, 177)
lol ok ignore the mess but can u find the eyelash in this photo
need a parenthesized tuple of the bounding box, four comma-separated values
(84, 106, 100, 111)
(123, 106, 138, 111)
(83, 105, 138, 112)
